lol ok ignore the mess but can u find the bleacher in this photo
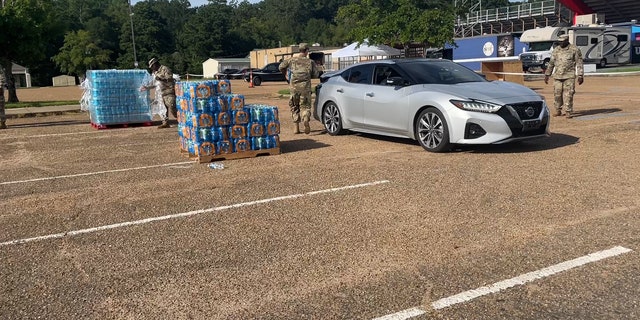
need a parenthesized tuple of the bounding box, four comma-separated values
(455, 0, 573, 38)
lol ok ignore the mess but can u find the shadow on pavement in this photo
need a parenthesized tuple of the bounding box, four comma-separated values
(456, 132, 579, 154)
(571, 107, 622, 117)
(281, 138, 331, 153)
(333, 131, 578, 154)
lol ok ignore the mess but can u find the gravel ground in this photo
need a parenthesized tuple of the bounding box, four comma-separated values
(1, 75, 639, 319)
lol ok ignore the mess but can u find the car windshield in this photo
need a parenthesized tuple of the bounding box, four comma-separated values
(402, 60, 486, 84)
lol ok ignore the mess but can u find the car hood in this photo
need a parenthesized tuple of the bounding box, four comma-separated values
(423, 81, 541, 103)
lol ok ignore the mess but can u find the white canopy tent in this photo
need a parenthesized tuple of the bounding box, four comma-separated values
(332, 42, 402, 58)
(331, 42, 402, 69)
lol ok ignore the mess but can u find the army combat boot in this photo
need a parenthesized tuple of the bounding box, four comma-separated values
(0, 121, 6, 129)
(553, 109, 562, 117)
(157, 120, 170, 129)
(303, 121, 310, 134)
(293, 122, 300, 134)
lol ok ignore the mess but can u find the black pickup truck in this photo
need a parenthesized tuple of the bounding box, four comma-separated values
(244, 53, 325, 86)
(243, 62, 286, 86)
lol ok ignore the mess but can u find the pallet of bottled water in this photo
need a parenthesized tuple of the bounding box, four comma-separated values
(81, 69, 153, 127)
(176, 80, 281, 163)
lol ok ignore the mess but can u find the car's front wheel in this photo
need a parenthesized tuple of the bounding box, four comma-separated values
(322, 102, 344, 136)
(416, 107, 450, 152)
(252, 77, 262, 86)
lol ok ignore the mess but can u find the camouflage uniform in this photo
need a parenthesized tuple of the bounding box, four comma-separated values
(0, 68, 6, 129)
(154, 64, 177, 121)
(545, 36, 584, 117)
(279, 43, 319, 134)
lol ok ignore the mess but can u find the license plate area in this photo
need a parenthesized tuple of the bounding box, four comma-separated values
(523, 119, 541, 130)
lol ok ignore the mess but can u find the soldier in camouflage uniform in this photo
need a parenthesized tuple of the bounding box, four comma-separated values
(544, 34, 584, 119)
(0, 67, 6, 129)
(148, 58, 177, 128)
(279, 43, 319, 134)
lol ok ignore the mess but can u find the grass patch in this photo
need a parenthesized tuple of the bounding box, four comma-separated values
(5, 100, 79, 109)
(278, 88, 290, 95)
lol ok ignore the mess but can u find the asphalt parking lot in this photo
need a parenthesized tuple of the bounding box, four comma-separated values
(1, 76, 640, 319)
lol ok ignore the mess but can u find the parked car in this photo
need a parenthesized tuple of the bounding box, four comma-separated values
(214, 68, 239, 80)
(243, 62, 286, 86)
(229, 67, 259, 80)
(313, 58, 550, 152)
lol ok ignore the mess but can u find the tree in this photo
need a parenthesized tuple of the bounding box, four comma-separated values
(336, 0, 457, 51)
(176, 3, 232, 73)
(0, 0, 55, 102)
(117, 1, 174, 69)
(52, 30, 113, 81)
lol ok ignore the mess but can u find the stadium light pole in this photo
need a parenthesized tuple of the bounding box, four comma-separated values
(128, 0, 139, 68)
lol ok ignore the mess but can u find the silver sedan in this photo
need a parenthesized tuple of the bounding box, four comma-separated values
(313, 59, 550, 152)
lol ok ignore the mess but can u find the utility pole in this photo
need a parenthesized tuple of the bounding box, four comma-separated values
(128, 0, 139, 68)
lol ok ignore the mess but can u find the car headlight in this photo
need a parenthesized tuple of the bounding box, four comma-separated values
(450, 99, 502, 113)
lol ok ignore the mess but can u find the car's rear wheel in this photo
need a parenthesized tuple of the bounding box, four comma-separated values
(416, 107, 450, 152)
(322, 102, 344, 136)
(252, 77, 262, 86)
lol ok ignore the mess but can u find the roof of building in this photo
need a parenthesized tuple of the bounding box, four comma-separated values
(561, 0, 640, 24)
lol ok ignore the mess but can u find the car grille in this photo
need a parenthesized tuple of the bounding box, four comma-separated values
(496, 101, 548, 137)
(507, 102, 544, 120)
(520, 55, 534, 62)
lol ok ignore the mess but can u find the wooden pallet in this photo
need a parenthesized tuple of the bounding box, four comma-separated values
(91, 121, 153, 130)
(182, 147, 281, 163)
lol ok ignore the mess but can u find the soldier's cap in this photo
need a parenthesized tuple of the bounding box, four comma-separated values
(299, 43, 309, 51)
(148, 58, 159, 68)
(557, 34, 569, 41)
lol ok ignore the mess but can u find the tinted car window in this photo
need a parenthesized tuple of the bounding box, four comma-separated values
(344, 65, 373, 84)
(402, 60, 486, 84)
(373, 65, 404, 85)
(264, 63, 280, 72)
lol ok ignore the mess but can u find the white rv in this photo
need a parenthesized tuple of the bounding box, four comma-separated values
(568, 26, 631, 67)
(519, 27, 567, 72)
(520, 23, 633, 72)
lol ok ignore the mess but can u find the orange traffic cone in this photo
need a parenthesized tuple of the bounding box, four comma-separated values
(248, 70, 254, 88)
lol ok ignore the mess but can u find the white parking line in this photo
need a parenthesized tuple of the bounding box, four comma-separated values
(0, 180, 390, 247)
(0, 162, 195, 186)
(374, 246, 633, 320)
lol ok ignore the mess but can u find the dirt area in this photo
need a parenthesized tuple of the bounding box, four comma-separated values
(2, 71, 640, 319)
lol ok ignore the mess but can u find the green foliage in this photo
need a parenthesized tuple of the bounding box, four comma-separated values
(52, 30, 113, 78)
(3, 0, 527, 87)
(177, 3, 232, 73)
(336, 0, 456, 48)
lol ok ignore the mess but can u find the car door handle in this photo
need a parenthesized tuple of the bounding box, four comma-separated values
(366, 92, 374, 97)
(337, 88, 344, 93)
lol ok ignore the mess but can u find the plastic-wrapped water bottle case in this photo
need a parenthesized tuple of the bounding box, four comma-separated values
(208, 162, 224, 170)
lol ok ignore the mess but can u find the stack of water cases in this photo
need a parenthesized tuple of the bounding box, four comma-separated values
(176, 80, 281, 162)
(83, 70, 152, 126)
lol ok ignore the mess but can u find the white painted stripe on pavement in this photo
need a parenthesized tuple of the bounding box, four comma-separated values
(0, 131, 101, 140)
(0, 162, 195, 186)
(375, 246, 633, 319)
(372, 307, 425, 320)
(0, 180, 390, 247)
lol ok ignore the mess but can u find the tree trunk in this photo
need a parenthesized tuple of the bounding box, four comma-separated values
(0, 87, 5, 126)
(0, 76, 5, 126)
